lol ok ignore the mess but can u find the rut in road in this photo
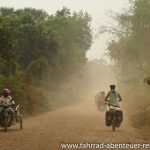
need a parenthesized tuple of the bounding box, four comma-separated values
(0, 98, 147, 150)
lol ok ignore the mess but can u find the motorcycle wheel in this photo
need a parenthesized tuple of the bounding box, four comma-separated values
(19, 116, 23, 130)
(4, 118, 8, 132)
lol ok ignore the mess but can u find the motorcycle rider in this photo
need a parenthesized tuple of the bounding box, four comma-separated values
(95, 90, 106, 108)
(101, 91, 106, 101)
(0, 88, 15, 125)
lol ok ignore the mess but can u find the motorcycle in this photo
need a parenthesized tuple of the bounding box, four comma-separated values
(0, 103, 11, 131)
(0, 103, 23, 131)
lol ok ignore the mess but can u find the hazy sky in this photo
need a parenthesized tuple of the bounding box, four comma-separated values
(0, 0, 128, 60)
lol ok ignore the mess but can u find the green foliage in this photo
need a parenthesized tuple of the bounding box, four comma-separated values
(24, 86, 50, 114)
(15, 23, 59, 69)
(131, 0, 150, 34)
(106, 0, 150, 83)
(24, 58, 49, 86)
(45, 8, 92, 80)
(0, 26, 16, 75)
(0, 72, 27, 111)
(0, 7, 92, 114)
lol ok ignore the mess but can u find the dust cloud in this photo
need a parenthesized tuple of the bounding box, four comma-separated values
(55, 60, 116, 111)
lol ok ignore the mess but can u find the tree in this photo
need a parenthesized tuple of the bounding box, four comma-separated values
(105, 0, 150, 84)
(0, 7, 93, 113)
(0, 26, 16, 75)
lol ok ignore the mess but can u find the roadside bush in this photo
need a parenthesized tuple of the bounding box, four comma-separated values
(25, 86, 50, 114)
(0, 73, 51, 114)
(131, 104, 150, 128)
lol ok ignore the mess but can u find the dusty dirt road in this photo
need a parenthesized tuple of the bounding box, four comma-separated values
(0, 98, 148, 150)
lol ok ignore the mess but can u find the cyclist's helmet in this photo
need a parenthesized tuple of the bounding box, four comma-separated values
(110, 84, 116, 90)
